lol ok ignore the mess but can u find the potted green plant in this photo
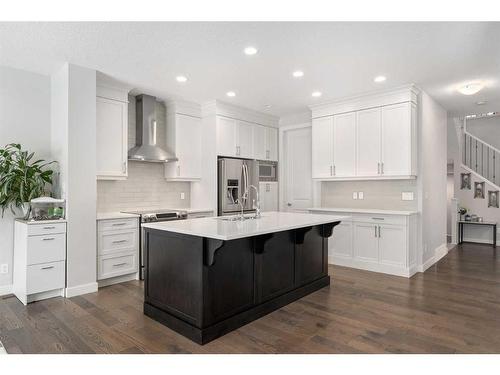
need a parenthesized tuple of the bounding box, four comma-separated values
(0, 143, 55, 218)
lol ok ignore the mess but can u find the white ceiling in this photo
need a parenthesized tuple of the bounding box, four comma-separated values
(1, 22, 499, 117)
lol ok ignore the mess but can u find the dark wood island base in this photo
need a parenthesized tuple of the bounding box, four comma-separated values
(143, 222, 339, 345)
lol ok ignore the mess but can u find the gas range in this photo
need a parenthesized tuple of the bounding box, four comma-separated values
(120, 208, 188, 279)
(121, 209, 188, 223)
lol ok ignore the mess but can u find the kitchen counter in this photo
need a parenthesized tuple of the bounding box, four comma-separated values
(142, 211, 346, 241)
(96, 212, 140, 220)
(142, 210, 344, 344)
(308, 207, 418, 216)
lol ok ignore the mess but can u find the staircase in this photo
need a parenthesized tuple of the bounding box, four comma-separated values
(462, 130, 500, 190)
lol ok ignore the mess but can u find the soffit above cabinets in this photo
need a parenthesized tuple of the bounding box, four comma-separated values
(309, 85, 420, 119)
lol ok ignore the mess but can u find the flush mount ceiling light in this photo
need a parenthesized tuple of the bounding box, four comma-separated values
(176, 75, 188, 83)
(311, 91, 322, 98)
(458, 82, 484, 95)
(476, 101, 487, 105)
(243, 46, 258, 55)
(374, 75, 386, 83)
(264, 105, 272, 109)
(226, 91, 236, 97)
(292, 70, 304, 78)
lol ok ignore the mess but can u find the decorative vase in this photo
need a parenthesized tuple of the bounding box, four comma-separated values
(19, 202, 31, 220)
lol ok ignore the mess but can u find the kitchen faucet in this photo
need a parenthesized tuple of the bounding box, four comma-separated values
(248, 185, 261, 219)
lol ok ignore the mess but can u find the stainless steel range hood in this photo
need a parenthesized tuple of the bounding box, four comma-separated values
(128, 94, 178, 163)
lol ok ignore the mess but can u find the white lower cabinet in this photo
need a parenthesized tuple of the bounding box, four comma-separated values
(259, 182, 279, 212)
(13, 220, 67, 305)
(313, 210, 417, 277)
(97, 217, 139, 284)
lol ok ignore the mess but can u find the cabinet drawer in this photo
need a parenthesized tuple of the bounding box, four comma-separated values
(27, 233, 66, 265)
(98, 229, 137, 256)
(98, 251, 137, 280)
(27, 261, 65, 294)
(98, 218, 138, 232)
(27, 222, 66, 236)
(351, 214, 407, 226)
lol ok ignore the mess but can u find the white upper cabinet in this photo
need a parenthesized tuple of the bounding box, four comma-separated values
(237, 120, 254, 159)
(312, 116, 334, 178)
(356, 108, 381, 177)
(96, 95, 128, 180)
(310, 86, 418, 181)
(165, 113, 202, 181)
(253, 125, 278, 161)
(333, 112, 356, 177)
(381, 102, 414, 177)
(216, 115, 278, 161)
(216, 116, 238, 157)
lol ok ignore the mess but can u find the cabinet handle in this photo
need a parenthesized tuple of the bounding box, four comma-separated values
(113, 262, 127, 267)
(123, 162, 127, 173)
(330, 165, 333, 176)
(333, 165, 336, 176)
(42, 237, 55, 241)
(41, 266, 54, 270)
(374, 226, 377, 237)
(378, 226, 381, 238)
(43, 226, 56, 229)
(381, 162, 384, 174)
(236, 146, 240, 156)
(112, 223, 127, 226)
(112, 239, 127, 244)
(177, 165, 180, 176)
(372, 217, 385, 220)
(378, 162, 380, 174)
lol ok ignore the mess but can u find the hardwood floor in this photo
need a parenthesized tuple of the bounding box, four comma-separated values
(1, 242, 500, 353)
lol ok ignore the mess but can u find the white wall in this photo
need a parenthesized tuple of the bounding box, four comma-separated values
(51, 63, 98, 296)
(0, 66, 51, 291)
(419, 91, 448, 265)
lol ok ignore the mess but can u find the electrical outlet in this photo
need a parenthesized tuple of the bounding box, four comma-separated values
(180, 192, 185, 200)
(0, 264, 8, 274)
(402, 192, 414, 201)
(352, 192, 358, 200)
(358, 192, 364, 200)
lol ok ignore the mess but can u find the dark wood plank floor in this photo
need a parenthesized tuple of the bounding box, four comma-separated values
(1, 242, 500, 354)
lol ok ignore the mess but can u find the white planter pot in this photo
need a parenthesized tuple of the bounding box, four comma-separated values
(19, 202, 31, 220)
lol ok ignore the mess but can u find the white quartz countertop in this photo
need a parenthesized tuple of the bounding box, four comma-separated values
(142, 211, 347, 241)
(307, 207, 418, 216)
(97, 212, 140, 220)
(15, 218, 67, 225)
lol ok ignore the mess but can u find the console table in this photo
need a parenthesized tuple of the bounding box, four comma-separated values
(458, 221, 497, 247)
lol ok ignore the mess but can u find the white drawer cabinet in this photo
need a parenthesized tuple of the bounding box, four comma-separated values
(98, 251, 138, 280)
(97, 217, 139, 283)
(309, 209, 417, 277)
(13, 220, 67, 305)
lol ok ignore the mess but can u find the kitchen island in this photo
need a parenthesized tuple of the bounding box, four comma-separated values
(142, 211, 345, 344)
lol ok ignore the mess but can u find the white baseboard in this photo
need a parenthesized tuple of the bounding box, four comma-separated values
(419, 243, 448, 272)
(65, 282, 98, 298)
(97, 273, 138, 288)
(0, 284, 12, 297)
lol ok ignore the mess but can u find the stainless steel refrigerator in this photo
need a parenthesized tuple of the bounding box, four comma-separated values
(218, 157, 258, 216)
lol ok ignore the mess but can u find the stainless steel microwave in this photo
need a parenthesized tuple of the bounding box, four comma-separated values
(258, 160, 278, 181)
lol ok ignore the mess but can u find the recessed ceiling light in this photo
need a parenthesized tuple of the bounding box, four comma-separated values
(458, 82, 484, 95)
(374, 75, 386, 83)
(244, 46, 258, 55)
(292, 70, 304, 78)
(176, 75, 188, 83)
(311, 91, 322, 98)
(226, 91, 236, 97)
(264, 105, 272, 110)
(476, 101, 487, 105)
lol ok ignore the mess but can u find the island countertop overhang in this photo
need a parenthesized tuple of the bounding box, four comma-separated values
(142, 211, 347, 241)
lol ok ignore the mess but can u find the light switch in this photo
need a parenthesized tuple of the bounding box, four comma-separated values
(358, 192, 364, 200)
(180, 192, 185, 200)
(402, 192, 414, 201)
(352, 192, 358, 200)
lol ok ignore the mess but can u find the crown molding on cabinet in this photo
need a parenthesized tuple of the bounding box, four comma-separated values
(165, 99, 202, 118)
(202, 100, 279, 128)
(309, 84, 420, 119)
